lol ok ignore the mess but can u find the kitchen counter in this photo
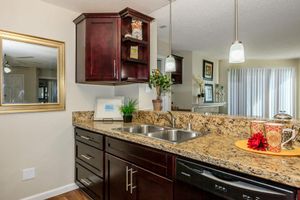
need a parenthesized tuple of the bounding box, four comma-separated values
(73, 120, 300, 188)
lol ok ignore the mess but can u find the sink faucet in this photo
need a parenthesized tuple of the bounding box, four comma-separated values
(156, 111, 177, 128)
(167, 111, 176, 128)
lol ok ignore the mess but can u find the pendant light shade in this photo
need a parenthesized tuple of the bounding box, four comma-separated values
(165, 0, 176, 72)
(229, 41, 245, 63)
(165, 55, 176, 72)
(229, 0, 245, 63)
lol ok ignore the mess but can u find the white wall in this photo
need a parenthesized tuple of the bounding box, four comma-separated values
(298, 59, 300, 118)
(219, 59, 300, 116)
(169, 48, 219, 110)
(0, 1, 115, 199)
(191, 51, 219, 103)
(171, 50, 193, 109)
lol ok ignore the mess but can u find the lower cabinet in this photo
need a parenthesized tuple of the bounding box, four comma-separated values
(74, 127, 174, 200)
(105, 153, 173, 200)
(76, 163, 104, 200)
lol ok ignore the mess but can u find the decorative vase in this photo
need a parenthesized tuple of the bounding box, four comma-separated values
(152, 99, 162, 111)
(123, 115, 133, 123)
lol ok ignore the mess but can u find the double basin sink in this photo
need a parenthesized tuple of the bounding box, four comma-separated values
(113, 124, 202, 144)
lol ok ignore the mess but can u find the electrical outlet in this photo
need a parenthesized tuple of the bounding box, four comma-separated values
(22, 168, 35, 181)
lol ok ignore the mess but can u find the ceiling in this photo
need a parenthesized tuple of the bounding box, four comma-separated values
(3, 39, 58, 69)
(152, 0, 300, 59)
(41, 0, 300, 60)
(41, 0, 169, 14)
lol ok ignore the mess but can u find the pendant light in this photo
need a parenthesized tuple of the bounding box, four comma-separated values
(229, 0, 245, 63)
(165, 0, 176, 72)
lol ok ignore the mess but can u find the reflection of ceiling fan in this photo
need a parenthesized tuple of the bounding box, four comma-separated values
(3, 54, 11, 73)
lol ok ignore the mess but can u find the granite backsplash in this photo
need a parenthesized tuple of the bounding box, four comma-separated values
(73, 110, 300, 139)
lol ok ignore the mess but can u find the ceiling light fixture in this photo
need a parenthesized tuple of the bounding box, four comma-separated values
(229, 0, 245, 63)
(3, 54, 11, 73)
(165, 0, 176, 72)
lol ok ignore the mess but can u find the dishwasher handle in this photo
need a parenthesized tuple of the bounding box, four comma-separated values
(177, 161, 288, 198)
(201, 169, 283, 195)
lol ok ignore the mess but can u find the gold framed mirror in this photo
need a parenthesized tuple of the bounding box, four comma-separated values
(0, 30, 65, 113)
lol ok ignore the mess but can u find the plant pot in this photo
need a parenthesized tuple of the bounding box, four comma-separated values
(123, 115, 133, 123)
(152, 99, 162, 111)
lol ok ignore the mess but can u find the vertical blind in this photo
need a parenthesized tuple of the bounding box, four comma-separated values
(228, 67, 296, 118)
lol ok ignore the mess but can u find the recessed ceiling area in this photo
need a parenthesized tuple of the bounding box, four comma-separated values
(152, 0, 300, 59)
(41, 0, 169, 14)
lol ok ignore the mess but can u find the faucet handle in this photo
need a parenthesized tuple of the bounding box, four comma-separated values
(186, 122, 192, 131)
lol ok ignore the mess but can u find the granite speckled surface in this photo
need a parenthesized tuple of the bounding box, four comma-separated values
(73, 111, 300, 188)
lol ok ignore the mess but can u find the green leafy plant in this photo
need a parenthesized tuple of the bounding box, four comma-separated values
(149, 69, 172, 99)
(119, 99, 138, 116)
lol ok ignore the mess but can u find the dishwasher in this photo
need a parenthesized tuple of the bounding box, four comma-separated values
(175, 158, 297, 200)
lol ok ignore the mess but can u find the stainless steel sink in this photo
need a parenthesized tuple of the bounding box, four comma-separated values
(113, 124, 202, 143)
(145, 129, 200, 144)
(113, 124, 169, 134)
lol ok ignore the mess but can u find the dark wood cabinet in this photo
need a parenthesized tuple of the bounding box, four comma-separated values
(74, 8, 153, 85)
(171, 55, 183, 84)
(85, 17, 120, 81)
(105, 154, 132, 200)
(133, 163, 173, 200)
(74, 127, 174, 200)
(105, 153, 173, 200)
(74, 14, 120, 84)
(75, 128, 104, 200)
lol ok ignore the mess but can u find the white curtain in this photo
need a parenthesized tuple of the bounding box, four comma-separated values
(228, 67, 296, 118)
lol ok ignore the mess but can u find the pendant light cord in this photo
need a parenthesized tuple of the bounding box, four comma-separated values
(235, 0, 238, 41)
(169, 0, 172, 55)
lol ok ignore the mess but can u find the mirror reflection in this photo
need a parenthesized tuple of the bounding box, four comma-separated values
(2, 39, 58, 104)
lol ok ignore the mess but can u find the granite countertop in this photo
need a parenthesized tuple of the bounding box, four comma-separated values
(73, 120, 300, 188)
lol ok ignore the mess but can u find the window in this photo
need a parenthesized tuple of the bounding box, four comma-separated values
(228, 67, 296, 118)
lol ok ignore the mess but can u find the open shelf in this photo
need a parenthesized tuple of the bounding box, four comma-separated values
(122, 37, 148, 45)
(122, 58, 147, 65)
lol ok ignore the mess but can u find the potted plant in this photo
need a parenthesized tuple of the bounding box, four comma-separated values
(119, 99, 138, 123)
(149, 69, 172, 111)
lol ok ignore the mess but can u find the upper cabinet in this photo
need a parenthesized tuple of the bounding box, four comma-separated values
(171, 55, 183, 84)
(74, 8, 154, 85)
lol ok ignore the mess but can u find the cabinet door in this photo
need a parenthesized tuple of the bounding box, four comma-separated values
(132, 164, 173, 200)
(105, 154, 131, 200)
(86, 17, 120, 81)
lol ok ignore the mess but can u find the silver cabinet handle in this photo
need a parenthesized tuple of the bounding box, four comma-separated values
(80, 154, 93, 160)
(80, 178, 92, 186)
(80, 135, 90, 140)
(126, 166, 130, 191)
(130, 168, 137, 194)
(113, 59, 116, 78)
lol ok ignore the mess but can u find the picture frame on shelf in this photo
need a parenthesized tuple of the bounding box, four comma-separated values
(204, 84, 214, 103)
(203, 60, 214, 81)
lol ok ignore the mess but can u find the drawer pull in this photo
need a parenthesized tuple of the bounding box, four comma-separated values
(80, 178, 92, 186)
(81, 154, 93, 160)
(80, 135, 90, 140)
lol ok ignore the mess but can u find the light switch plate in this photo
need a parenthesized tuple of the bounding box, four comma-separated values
(22, 168, 35, 181)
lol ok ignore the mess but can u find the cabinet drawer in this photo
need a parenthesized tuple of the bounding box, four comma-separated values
(75, 128, 103, 150)
(106, 137, 174, 179)
(76, 141, 103, 176)
(76, 163, 103, 200)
